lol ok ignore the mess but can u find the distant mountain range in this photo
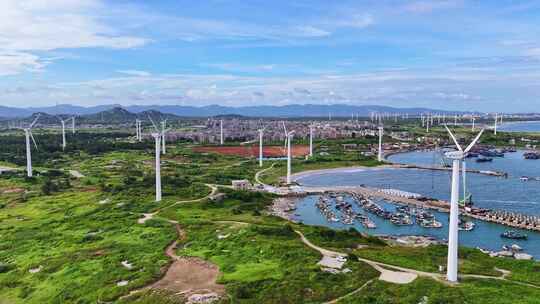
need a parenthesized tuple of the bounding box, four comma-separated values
(0, 104, 476, 119)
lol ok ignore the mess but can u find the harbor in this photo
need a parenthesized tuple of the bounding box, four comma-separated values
(287, 149, 540, 259)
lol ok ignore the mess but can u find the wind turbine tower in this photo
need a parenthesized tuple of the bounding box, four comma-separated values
(160, 120, 168, 154)
(148, 116, 164, 202)
(494, 113, 498, 135)
(22, 115, 40, 177)
(286, 131, 295, 184)
(309, 125, 314, 158)
(59, 117, 74, 151)
(444, 125, 484, 282)
(378, 126, 384, 162)
(258, 128, 265, 167)
(71, 117, 76, 134)
(220, 120, 224, 145)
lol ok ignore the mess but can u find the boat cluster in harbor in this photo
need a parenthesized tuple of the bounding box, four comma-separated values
(352, 193, 445, 229)
(315, 194, 376, 228)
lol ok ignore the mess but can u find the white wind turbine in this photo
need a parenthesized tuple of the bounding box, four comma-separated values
(444, 125, 484, 283)
(220, 119, 224, 145)
(286, 130, 295, 185)
(148, 116, 163, 202)
(59, 117, 74, 151)
(71, 116, 76, 134)
(20, 114, 40, 177)
(282, 121, 289, 154)
(309, 124, 315, 158)
(160, 119, 169, 155)
(493, 113, 498, 135)
(135, 119, 142, 141)
(378, 125, 384, 162)
(258, 127, 265, 167)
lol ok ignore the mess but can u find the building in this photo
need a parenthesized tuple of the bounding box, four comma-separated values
(231, 180, 252, 191)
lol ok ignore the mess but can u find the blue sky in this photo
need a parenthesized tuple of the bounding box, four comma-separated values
(1, 0, 540, 112)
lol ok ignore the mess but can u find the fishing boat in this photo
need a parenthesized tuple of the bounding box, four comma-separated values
(520, 176, 530, 182)
(458, 221, 475, 231)
(500, 230, 527, 240)
(476, 156, 493, 163)
(419, 218, 443, 228)
(390, 213, 413, 226)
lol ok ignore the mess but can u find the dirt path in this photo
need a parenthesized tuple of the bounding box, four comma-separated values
(255, 162, 277, 185)
(150, 224, 225, 299)
(137, 184, 218, 224)
(293, 230, 538, 290)
(122, 223, 225, 302)
(323, 279, 375, 304)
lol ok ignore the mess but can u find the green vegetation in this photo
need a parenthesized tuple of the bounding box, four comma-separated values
(2, 127, 540, 303)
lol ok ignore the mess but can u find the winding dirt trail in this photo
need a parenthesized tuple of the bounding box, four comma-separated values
(121, 223, 225, 302)
(294, 230, 538, 290)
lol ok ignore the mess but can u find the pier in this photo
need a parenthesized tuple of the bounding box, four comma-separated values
(290, 185, 540, 232)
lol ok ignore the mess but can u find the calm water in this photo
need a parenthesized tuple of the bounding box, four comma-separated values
(498, 121, 540, 132)
(294, 150, 540, 258)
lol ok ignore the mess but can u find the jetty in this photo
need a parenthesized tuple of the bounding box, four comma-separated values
(396, 163, 508, 178)
(285, 185, 540, 232)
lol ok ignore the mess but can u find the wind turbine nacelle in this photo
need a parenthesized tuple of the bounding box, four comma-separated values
(444, 151, 464, 160)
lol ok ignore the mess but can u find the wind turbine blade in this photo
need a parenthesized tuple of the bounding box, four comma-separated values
(147, 115, 160, 133)
(29, 114, 41, 128)
(444, 125, 463, 151)
(282, 121, 287, 135)
(29, 131, 38, 150)
(464, 129, 485, 153)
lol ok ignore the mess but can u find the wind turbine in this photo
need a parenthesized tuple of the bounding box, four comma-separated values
(71, 117, 76, 134)
(220, 119, 224, 145)
(471, 116, 475, 131)
(378, 125, 384, 162)
(258, 127, 265, 167)
(160, 119, 169, 155)
(309, 124, 314, 158)
(282, 121, 289, 154)
(286, 130, 295, 184)
(494, 113, 498, 135)
(21, 114, 40, 177)
(59, 117, 74, 151)
(148, 116, 163, 202)
(444, 125, 484, 283)
(135, 119, 141, 141)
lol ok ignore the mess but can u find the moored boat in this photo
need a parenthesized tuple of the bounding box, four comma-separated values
(501, 230, 527, 240)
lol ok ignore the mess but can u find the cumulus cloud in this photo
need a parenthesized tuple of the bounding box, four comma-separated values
(0, 0, 147, 75)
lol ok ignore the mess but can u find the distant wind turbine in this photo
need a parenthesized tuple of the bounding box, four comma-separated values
(444, 125, 484, 283)
(309, 124, 314, 158)
(286, 130, 295, 184)
(160, 119, 169, 154)
(20, 114, 40, 177)
(378, 125, 384, 162)
(148, 116, 163, 202)
(58, 117, 74, 151)
(258, 127, 265, 167)
(220, 119, 224, 145)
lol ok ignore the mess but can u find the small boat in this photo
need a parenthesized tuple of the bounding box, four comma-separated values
(419, 218, 443, 228)
(520, 176, 530, 182)
(501, 230, 527, 240)
(476, 157, 493, 163)
(458, 221, 475, 231)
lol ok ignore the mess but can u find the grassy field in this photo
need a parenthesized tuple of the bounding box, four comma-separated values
(3, 130, 540, 303)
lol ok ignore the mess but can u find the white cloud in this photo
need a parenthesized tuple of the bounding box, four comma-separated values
(403, 0, 463, 13)
(116, 70, 151, 77)
(0, 0, 147, 76)
(0, 51, 45, 76)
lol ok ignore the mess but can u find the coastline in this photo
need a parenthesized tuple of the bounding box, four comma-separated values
(291, 165, 400, 182)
